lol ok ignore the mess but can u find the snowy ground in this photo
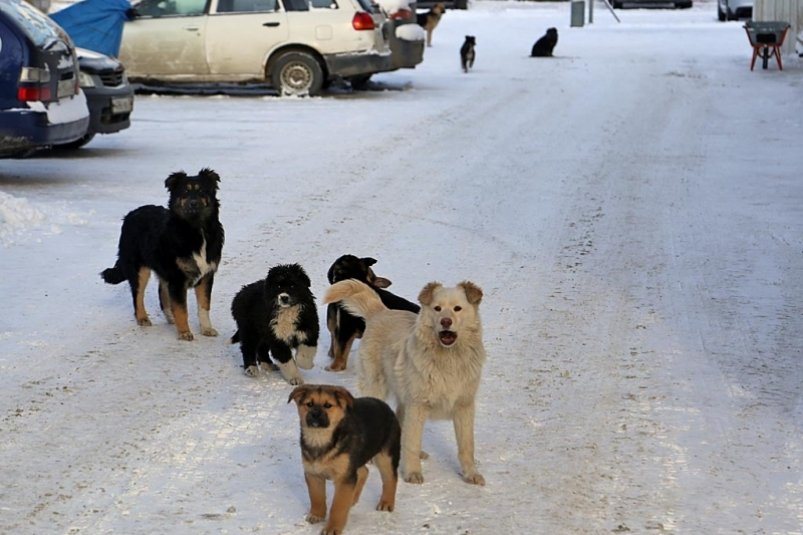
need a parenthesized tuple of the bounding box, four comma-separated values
(1, 1, 802, 534)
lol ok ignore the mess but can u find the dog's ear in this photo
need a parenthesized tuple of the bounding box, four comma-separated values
(418, 281, 442, 306)
(372, 276, 392, 289)
(294, 264, 312, 287)
(198, 168, 221, 189)
(459, 281, 483, 305)
(327, 260, 337, 284)
(360, 257, 378, 268)
(288, 385, 309, 405)
(331, 386, 355, 410)
(164, 171, 187, 191)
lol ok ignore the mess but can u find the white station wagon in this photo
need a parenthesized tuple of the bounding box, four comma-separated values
(121, 0, 395, 96)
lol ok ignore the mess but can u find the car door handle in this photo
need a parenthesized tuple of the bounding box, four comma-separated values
(262, 22, 280, 27)
(182, 26, 200, 31)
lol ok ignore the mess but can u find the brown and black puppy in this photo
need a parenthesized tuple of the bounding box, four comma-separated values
(326, 255, 419, 372)
(416, 3, 446, 47)
(289, 384, 401, 535)
(101, 168, 224, 341)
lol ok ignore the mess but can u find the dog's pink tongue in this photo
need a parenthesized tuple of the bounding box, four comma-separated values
(439, 331, 457, 346)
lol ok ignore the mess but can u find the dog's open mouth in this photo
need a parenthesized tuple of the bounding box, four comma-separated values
(439, 330, 457, 346)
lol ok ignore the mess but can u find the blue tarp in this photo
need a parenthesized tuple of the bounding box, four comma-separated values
(50, 0, 132, 57)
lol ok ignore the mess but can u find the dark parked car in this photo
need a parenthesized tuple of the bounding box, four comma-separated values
(57, 47, 134, 149)
(0, 0, 89, 157)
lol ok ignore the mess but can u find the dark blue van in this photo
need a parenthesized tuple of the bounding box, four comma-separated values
(0, 0, 89, 157)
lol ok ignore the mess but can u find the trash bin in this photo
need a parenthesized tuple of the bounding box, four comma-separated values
(570, 0, 585, 27)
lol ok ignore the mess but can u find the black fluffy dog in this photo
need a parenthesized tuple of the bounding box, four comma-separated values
(231, 263, 318, 385)
(326, 255, 419, 372)
(460, 35, 476, 73)
(101, 168, 224, 341)
(531, 27, 558, 57)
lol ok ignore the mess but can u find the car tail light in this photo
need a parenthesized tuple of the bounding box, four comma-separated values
(17, 67, 52, 102)
(390, 8, 412, 20)
(352, 12, 375, 30)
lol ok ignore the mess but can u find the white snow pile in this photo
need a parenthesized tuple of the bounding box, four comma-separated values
(0, 192, 47, 246)
(397, 22, 425, 41)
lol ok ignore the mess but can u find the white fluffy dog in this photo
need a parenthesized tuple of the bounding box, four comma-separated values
(323, 278, 486, 485)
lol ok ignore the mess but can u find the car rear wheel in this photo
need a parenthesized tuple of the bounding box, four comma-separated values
(270, 51, 324, 97)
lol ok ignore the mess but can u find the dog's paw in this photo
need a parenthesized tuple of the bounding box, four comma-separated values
(244, 365, 260, 377)
(376, 499, 395, 512)
(306, 512, 324, 524)
(320, 526, 343, 535)
(178, 331, 194, 341)
(137, 317, 152, 327)
(295, 345, 316, 369)
(403, 471, 424, 484)
(287, 375, 304, 386)
(325, 362, 346, 372)
(201, 326, 218, 337)
(462, 471, 486, 486)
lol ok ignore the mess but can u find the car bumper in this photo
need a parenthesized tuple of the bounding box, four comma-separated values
(390, 22, 425, 70)
(323, 51, 394, 79)
(0, 110, 89, 156)
(84, 85, 134, 135)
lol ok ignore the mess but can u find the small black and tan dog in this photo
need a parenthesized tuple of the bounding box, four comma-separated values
(416, 2, 445, 47)
(231, 263, 318, 385)
(531, 27, 559, 57)
(289, 384, 400, 535)
(326, 255, 419, 372)
(101, 168, 224, 341)
(460, 35, 476, 73)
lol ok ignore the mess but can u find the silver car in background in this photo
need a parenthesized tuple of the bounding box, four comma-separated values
(717, 0, 752, 21)
(121, 0, 395, 96)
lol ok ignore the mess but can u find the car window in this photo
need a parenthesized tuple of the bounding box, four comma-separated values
(281, 0, 310, 11)
(310, 0, 337, 8)
(353, 0, 379, 13)
(0, 0, 65, 47)
(217, 0, 278, 12)
(134, 0, 209, 17)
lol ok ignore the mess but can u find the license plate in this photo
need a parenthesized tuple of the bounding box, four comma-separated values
(57, 78, 75, 99)
(112, 96, 133, 114)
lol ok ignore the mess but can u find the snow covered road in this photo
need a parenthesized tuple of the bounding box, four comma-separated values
(1, 2, 801, 533)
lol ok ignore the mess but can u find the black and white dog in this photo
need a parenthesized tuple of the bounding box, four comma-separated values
(231, 263, 318, 384)
(101, 168, 224, 341)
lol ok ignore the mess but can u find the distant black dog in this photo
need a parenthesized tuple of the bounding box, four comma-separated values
(326, 255, 419, 372)
(231, 263, 318, 385)
(460, 35, 476, 73)
(531, 27, 558, 57)
(101, 168, 224, 341)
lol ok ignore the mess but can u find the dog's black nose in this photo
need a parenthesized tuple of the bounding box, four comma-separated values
(440, 317, 452, 329)
(307, 407, 329, 428)
(279, 293, 290, 305)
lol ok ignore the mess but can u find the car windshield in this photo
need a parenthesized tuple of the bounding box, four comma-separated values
(0, 0, 66, 48)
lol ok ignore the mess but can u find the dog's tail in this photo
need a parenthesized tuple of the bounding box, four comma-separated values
(323, 279, 387, 320)
(100, 263, 126, 285)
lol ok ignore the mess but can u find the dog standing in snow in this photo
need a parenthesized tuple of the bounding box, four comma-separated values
(460, 35, 476, 72)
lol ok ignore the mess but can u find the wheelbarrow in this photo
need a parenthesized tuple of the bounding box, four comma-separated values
(744, 20, 791, 71)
